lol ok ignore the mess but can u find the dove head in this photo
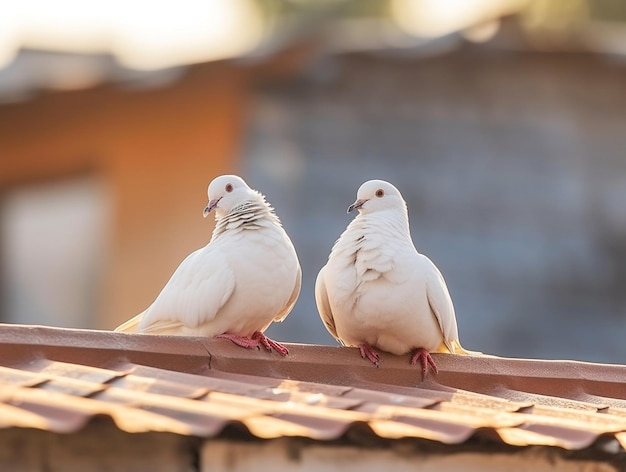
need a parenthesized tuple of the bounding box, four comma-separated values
(348, 179, 406, 215)
(204, 175, 258, 219)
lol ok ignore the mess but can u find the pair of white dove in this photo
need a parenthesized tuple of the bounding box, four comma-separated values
(115, 175, 467, 375)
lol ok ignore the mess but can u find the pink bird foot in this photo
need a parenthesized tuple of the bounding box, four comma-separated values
(359, 343, 380, 367)
(214, 333, 261, 349)
(252, 331, 289, 356)
(410, 347, 438, 378)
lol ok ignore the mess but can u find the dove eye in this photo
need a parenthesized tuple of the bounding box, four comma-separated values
(375, 189, 384, 198)
(225, 183, 233, 193)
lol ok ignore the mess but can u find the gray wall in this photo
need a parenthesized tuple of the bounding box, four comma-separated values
(243, 47, 626, 364)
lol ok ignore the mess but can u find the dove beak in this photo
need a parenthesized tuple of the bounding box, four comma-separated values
(203, 197, 222, 218)
(348, 199, 368, 213)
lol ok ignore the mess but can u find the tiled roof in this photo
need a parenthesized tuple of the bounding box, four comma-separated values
(0, 324, 625, 452)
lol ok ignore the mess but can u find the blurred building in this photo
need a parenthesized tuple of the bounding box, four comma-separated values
(0, 58, 249, 329)
(2, 0, 626, 363)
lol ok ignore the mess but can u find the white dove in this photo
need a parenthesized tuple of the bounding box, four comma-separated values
(115, 174, 301, 356)
(315, 179, 466, 376)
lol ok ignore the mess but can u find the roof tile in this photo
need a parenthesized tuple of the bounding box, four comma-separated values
(0, 365, 48, 388)
(111, 375, 209, 399)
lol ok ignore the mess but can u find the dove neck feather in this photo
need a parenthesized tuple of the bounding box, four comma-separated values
(211, 196, 281, 241)
(332, 206, 413, 259)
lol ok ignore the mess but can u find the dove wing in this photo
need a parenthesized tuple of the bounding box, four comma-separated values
(422, 255, 461, 353)
(273, 264, 302, 323)
(315, 265, 340, 341)
(117, 246, 236, 335)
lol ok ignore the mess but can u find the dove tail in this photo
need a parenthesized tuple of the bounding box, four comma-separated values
(437, 340, 470, 355)
(437, 339, 483, 356)
(114, 312, 144, 333)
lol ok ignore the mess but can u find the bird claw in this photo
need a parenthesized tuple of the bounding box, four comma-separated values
(359, 343, 380, 368)
(214, 333, 261, 349)
(252, 331, 289, 356)
(215, 332, 288, 356)
(410, 348, 438, 378)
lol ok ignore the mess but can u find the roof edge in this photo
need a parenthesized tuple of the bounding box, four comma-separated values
(0, 324, 625, 397)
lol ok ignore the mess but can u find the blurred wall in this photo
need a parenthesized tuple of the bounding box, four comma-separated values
(0, 62, 247, 328)
(244, 45, 626, 364)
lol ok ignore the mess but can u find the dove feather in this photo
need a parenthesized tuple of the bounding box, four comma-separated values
(274, 266, 302, 323)
(136, 248, 236, 333)
(113, 311, 143, 333)
(314, 266, 340, 341)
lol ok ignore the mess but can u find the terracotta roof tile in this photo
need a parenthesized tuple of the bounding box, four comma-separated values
(0, 365, 48, 388)
(0, 323, 624, 453)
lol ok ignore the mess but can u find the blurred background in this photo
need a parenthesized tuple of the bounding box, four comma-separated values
(2, 0, 626, 363)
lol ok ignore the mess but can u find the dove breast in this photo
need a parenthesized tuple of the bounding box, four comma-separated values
(198, 228, 298, 336)
(321, 217, 443, 355)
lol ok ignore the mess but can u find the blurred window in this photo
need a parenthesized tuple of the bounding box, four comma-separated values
(0, 176, 110, 328)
